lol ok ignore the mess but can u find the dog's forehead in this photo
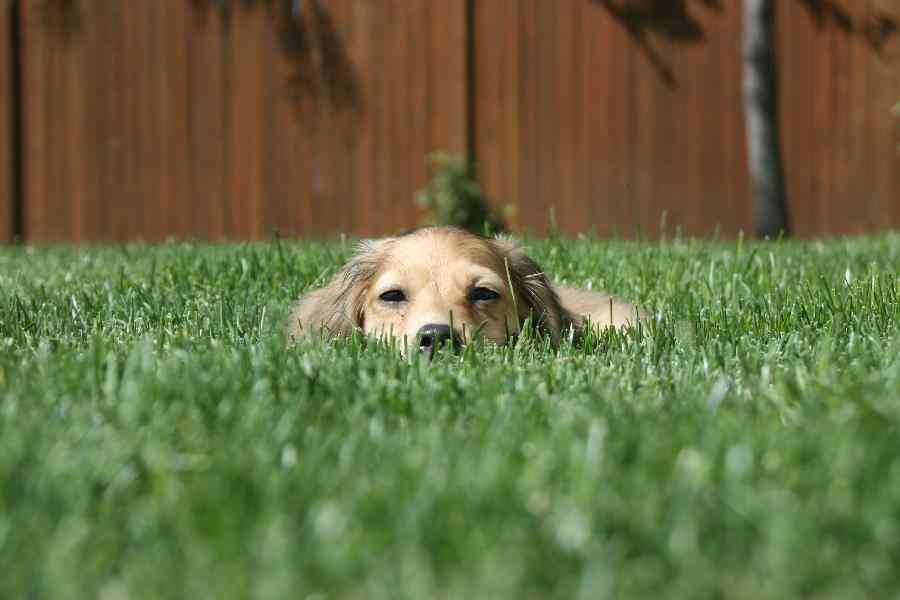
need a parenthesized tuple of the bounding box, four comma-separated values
(386, 230, 499, 271)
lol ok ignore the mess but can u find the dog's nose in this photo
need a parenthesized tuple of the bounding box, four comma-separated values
(416, 324, 459, 358)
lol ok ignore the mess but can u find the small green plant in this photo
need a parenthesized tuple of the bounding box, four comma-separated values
(416, 153, 509, 235)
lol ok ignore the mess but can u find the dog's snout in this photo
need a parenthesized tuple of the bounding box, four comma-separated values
(416, 324, 459, 358)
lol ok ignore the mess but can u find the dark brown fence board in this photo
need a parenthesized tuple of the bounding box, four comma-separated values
(686, 3, 716, 235)
(331, 0, 356, 236)
(778, 0, 809, 237)
(556, 0, 582, 233)
(20, 0, 48, 240)
(0, 3, 13, 242)
(868, 0, 900, 230)
(391, 0, 409, 229)
(518, 0, 539, 232)
(228, 6, 264, 239)
(346, 0, 371, 237)
(472, 0, 501, 221)
(474, 0, 521, 226)
(407, 1, 430, 227)
(600, 7, 631, 236)
(535, 0, 557, 232)
(581, 1, 606, 234)
(847, 1, 873, 233)
(429, 1, 467, 155)
(187, 4, 227, 239)
(812, 8, 836, 236)
(632, 35, 654, 237)
(830, 2, 857, 234)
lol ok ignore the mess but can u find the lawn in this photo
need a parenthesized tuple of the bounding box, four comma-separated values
(1, 234, 899, 599)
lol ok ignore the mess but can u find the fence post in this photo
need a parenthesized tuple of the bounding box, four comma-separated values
(0, 0, 18, 242)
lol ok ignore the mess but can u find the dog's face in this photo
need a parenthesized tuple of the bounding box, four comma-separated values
(361, 229, 519, 347)
(289, 227, 570, 355)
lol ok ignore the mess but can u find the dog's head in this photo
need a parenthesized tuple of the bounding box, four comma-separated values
(288, 227, 572, 355)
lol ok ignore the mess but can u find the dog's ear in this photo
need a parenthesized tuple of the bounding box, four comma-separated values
(286, 239, 387, 341)
(492, 236, 571, 344)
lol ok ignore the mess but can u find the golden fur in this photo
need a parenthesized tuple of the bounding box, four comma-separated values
(287, 227, 643, 349)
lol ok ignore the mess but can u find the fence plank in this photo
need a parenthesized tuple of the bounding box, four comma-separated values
(534, 0, 557, 233)
(474, 0, 520, 227)
(556, 0, 583, 233)
(721, 0, 752, 236)
(0, 3, 13, 242)
(598, 4, 631, 237)
(518, 0, 540, 232)
(20, 0, 49, 240)
(10, 0, 900, 242)
(867, 0, 900, 230)
(428, 1, 467, 155)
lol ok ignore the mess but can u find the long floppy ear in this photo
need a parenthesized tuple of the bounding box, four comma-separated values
(491, 236, 573, 345)
(286, 239, 387, 341)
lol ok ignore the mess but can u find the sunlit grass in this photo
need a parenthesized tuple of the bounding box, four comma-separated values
(1, 233, 899, 599)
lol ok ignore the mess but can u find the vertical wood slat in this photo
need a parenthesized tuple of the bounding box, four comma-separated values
(812, 4, 836, 237)
(368, 0, 387, 236)
(349, 0, 373, 237)
(0, 3, 14, 241)
(407, 0, 430, 228)
(829, 1, 858, 234)
(473, 0, 519, 228)
(187, 2, 227, 240)
(778, 0, 812, 238)
(387, 0, 407, 230)
(867, 0, 900, 230)
(518, 0, 539, 232)
(228, 5, 264, 239)
(106, 0, 126, 241)
(428, 1, 467, 155)
(327, 0, 351, 236)
(686, 1, 717, 235)
(600, 3, 630, 237)
(534, 0, 556, 234)
(559, 0, 584, 233)
(20, 0, 48, 240)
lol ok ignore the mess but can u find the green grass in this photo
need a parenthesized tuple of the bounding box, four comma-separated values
(1, 233, 900, 599)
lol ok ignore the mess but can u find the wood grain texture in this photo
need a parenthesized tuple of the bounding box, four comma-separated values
(866, 0, 900, 231)
(0, 3, 13, 241)
(14, 0, 466, 241)
(7, 0, 900, 242)
(472, 0, 761, 238)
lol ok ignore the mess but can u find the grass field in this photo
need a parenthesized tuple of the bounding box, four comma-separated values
(2, 233, 900, 599)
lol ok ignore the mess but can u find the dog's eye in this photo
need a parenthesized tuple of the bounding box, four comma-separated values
(469, 287, 500, 303)
(379, 289, 407, 303)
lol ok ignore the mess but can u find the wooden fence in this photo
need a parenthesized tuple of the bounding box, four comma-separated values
(1, 2, 14, 242)
(1, 0, 899, 242)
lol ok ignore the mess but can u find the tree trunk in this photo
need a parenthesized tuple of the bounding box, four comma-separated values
(742, 0, 790, 238)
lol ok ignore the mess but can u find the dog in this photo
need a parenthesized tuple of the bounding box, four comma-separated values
(287, 226, 643, 356)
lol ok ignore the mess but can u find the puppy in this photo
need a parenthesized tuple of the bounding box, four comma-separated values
(287, 226, 643, 356)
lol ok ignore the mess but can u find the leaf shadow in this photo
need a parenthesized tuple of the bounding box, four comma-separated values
(190, 0, 362, 120)
(796, 0, 898, 52)
(593, 0, 723, 89)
